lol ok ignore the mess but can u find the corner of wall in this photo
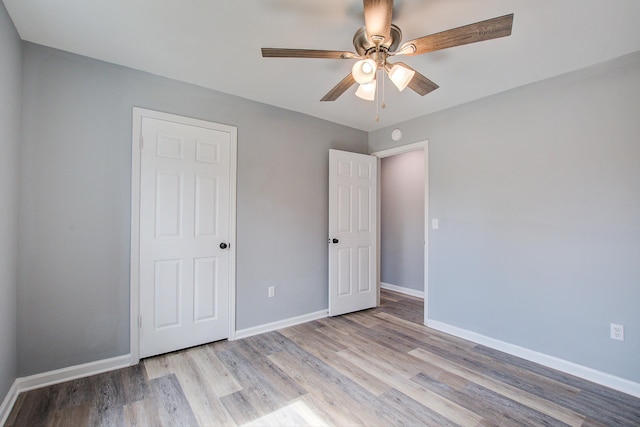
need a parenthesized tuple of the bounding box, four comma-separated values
(0, 0, 22, 410)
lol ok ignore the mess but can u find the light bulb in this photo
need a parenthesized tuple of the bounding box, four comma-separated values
(352, 59, 377, 84)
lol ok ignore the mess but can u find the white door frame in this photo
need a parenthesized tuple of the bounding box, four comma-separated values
(371, 140, 429, 325)
(129, 107, 237, 364)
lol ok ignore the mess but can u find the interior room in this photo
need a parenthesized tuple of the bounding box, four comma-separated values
(1, 0, 639, 425)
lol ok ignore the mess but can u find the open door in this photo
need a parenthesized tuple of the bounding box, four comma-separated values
(328, 149, 378, 316)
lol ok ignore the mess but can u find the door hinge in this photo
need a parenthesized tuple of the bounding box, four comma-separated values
(139, 315, 142, 329)
(139, 135, 144, 150)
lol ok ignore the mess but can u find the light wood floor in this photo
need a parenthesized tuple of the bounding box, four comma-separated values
(6, 289, 640, 426)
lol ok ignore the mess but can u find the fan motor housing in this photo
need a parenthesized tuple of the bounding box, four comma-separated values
(353, 24, 402, 56)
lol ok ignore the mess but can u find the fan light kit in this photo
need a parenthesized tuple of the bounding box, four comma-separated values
(262, 0, 513, 121)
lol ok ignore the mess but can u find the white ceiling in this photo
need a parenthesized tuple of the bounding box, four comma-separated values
(4, 0, 640, 131)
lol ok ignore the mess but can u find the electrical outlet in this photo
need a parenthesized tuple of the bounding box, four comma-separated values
(432, 219, 439, 229)
(268, 286, 276, 298)
(610, 323, 624, 341)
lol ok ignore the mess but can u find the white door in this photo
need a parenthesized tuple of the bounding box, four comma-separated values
(328, 149, 378, 316)
(139, 116, 233, 358)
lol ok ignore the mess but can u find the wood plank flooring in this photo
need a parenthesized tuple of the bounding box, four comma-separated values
(6, 289, 640, 426)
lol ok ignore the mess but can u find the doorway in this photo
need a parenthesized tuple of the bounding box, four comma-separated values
(372, 141, 428, 324)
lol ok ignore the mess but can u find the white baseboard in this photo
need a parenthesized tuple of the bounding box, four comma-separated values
(380, 282, 425, 299)
(0, 380, 18, 426)
(16, 354, 132, 393)
(234, 309, 328, 340)
(427, 320, 640, 399)
(1, 354, 131, 425)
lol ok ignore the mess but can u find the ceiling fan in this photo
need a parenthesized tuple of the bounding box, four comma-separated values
(262, 0, 513, 103)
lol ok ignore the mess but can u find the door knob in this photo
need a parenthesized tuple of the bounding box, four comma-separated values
(332, 238, 339, 244)
(220, 242, 229, 249)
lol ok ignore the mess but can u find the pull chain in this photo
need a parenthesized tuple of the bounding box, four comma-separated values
(381, 69, 386, 109)
(375, 70, 380, 122)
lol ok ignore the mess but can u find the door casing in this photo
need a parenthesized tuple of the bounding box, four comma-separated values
(130, 107, 237, 364)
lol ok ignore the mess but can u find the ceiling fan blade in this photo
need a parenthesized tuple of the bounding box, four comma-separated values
(363, 0, 394, 43)
(261, 48, 357, 59)
(320, 73, 357, 101)
(393, 63, 439, 96)
(399, 13, 514, 56)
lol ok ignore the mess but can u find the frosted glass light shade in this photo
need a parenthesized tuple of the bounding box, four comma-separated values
(352, 59, 377, 84)
(355, 80, 377, 101)
(387, 63, 415, 92)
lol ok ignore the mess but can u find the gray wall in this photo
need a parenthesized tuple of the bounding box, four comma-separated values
(0, 2, 20, 400)
(380, 150, 424, 291)
(9, 20, 639, 389)
(370, 51, 640, 383)
(18, 42, 367, 376)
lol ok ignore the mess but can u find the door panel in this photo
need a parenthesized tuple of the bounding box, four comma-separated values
(328, 149, 378, 316)
(195, 174, 218, 237)
(139, 117, 231, 358)
(337, 247, 352, 296)
(358, 246, 371, 292)
(154, 259, 182, 328)
(194, 256, 217, 321)
(156, 171, 183, 238)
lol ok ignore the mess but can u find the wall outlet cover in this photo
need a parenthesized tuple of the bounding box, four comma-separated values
(610, 323, 624, 341)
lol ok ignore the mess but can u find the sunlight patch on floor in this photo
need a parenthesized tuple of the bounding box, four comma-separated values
(242, 398, 330, 427)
